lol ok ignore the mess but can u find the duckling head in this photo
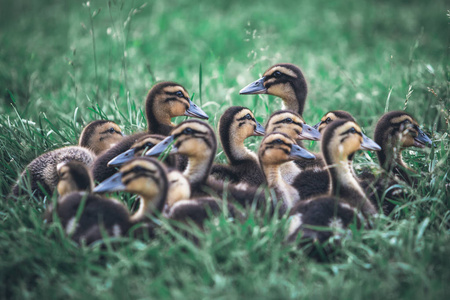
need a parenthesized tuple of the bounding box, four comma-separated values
(94, 157, 168, 213)
(259, 132, 316, 167)
(240, 63, 307, 115)
(322, 120, 381, 165)
(108, 134, 166, 167)
(146, 120, 217, 161)
(374, 111, 433, 150)
(218, 106, 264, 150)
(265, 110, 321, 141)
(167, 170, 191, 207)
(57, 161, 94, 196)
(79, 120, 123, 155)
(312, 110, 356, 133)
(146, 82, 208, 130)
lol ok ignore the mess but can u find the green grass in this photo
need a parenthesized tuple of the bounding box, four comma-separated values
(1, 0, 449, 299)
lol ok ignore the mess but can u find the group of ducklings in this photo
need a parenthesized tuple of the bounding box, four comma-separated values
(11, 63, 433, 247)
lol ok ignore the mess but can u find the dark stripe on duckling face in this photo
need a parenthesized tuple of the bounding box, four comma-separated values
(261, 138, 292, 156)
(173, 128, 213, 150)
(122, 166, 160, 186)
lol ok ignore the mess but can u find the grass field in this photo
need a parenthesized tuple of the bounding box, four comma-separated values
(1, 0, 449, 298)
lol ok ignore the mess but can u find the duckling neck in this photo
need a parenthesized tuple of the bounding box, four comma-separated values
(130, 192, 167, 223)
(281, 81, 307, 116)
(146, 102, 174, 135)
(184, 153, 214, 185)
(377, 141, 415, 184)
(221, 131, 257, 164)
(263, 163, 300, 207)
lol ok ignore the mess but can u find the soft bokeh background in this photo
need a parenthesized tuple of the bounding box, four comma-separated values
(0, 0, 449, 299)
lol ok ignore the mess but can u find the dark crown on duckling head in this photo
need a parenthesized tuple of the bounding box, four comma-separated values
(78, 120, 123, 154)
(259, 132, 297, 164)
(171, 120, 217, 155)
(265, 110, 304, 135)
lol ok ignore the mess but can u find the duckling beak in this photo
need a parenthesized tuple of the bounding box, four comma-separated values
(360, 134, 382, 151)
(239, 77, 267, 94)
(290, 144, 316, 160)
(107, 148, 136, 167)
(253, 121, 265, 136)
(312, 121, 321, 130)
(184, 99, 209, 120)
(413, 128, 434, 148)
(145, 135, 178, 156)
(298, 124, 322, 141)
(93, 172, 126, 193)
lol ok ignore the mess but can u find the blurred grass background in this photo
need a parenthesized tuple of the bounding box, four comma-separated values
(0, 0, 449, 299)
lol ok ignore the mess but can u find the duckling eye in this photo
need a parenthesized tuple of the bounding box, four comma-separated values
(245, 114, 252, 120)
(275, 139, 283, 144)
(183, 128, 193, 134)
(108, 127, 115, 133)
(325, 117, 332, 123)
(273, 71, 282, 78)
(176, 91, 184, 98)
(285, 118, 293, 123)
(145, 142, 153, 148)
(349, 127, 356, 134)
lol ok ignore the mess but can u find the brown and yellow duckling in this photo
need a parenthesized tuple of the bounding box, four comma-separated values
(360, 111, 433, 214)
(240, 63, 308, 116)
(258, 132, 316, 212)
(46, 157, 168, 244)
(210, 106, 265, 186)
(287, 120, 380, 245)
(264, 110, 321, 184)
(78, 120, 124, 155)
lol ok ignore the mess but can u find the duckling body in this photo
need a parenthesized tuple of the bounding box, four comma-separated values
(360, 111, 433, 214)
(78, 120, 124, 155)
(12, 146, 96, 199)
(210, 106, 265, 186)
(287, 120, 380, 245)
(47, 157, 169, 244)
(164, 170, 242, 226)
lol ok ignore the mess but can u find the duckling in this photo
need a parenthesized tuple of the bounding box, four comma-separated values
(78, 120, 124, 155)
(92, 133, 175, 182)
(292, 118, 381, 202)
(287, 120, 381, 245)
(360, 111, 433, 214)
(264, 110, 321, 184)
(145, 81, 209, 135)
(258, 133, 316, 212)
(56, 161, 94, 196)
(11, 146, 96, 199)
(240, 63, 308, 116)
(164, 170, 242, 227)
(145, 120, 267, 208)
(46, 157, 168, 244)
(210, 106, 265, 186)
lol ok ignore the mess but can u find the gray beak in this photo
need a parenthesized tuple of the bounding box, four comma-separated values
(145, 135, 177, 156)
(239, 77, 267, 95)
(253, 121, 265, 136)
(298, 124, 322, 141)
(93, 172, 126, 193)
(290, 144, 316, 160)
(184, 99, 209, 120)
(107, 148, 136, 167)
(360, 133, 382, 151)
(414, 128, 434, 148)
(312, 121, 321, 130)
